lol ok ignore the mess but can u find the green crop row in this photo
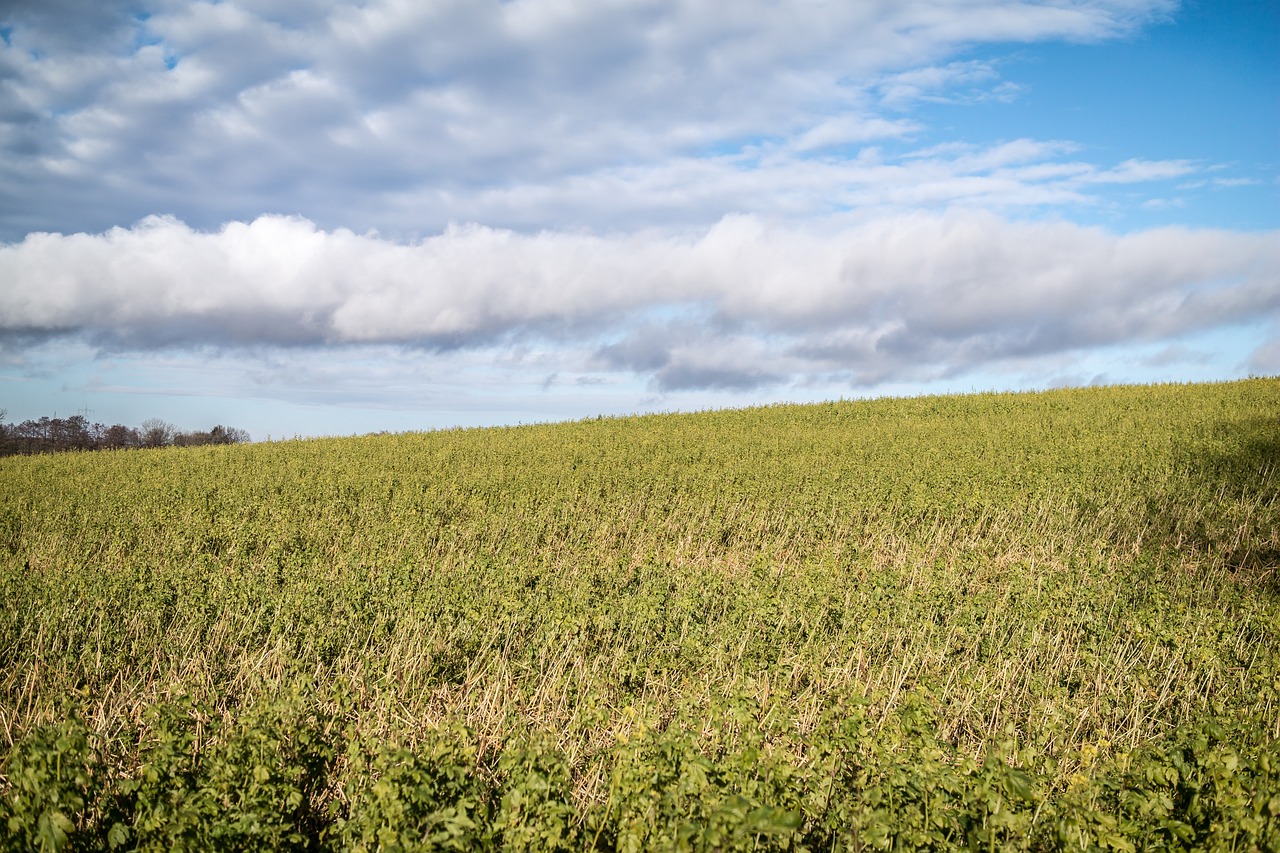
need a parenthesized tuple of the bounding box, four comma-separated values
(2, 378, 1277, 849)
(4, 688, 1277, 851)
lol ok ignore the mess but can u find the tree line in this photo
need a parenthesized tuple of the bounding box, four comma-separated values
(0, 411, 249, 456)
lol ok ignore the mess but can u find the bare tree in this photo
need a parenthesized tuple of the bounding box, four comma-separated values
(140, 418, 175, 449)
(0, 411, 248, 455)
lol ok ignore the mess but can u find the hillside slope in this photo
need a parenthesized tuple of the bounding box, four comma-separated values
(2, 379, 1277, 849)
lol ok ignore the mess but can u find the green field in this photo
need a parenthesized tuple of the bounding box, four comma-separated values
(2, 379, 1278, 850)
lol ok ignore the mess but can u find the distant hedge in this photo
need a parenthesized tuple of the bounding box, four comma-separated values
(0, 413, 248, 456)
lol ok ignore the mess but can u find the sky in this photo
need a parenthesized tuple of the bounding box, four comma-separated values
(0, 0, 1276, 440)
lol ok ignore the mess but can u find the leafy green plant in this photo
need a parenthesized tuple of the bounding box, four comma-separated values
(1, 712, 107, 852)
(1, 379, 1276, 848)
(491, 734, 580, 851)
(336, 724, 489, 852)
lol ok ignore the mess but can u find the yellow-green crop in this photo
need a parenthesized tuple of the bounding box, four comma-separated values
(2, 379, 1277, 850)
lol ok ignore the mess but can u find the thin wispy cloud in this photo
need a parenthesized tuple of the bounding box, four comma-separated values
(1, 0, 1183, 237)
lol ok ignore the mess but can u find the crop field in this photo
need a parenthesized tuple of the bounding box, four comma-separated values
(2, 379, 1278, 850)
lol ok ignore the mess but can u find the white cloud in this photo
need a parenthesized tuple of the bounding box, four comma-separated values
(2, 211, 1275, 391)
(1086, 158, 1197, 184)
(4, 0, 1269, 432)
(791, 116, 922, 151)
(1212, 177, 1259, 188)
(875, 60, 1024, 108)
(0, 0, 1183, 239)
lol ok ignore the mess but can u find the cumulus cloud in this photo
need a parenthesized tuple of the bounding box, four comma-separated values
(2, 211, 1275, 391)
(2, 0, 1270, 428)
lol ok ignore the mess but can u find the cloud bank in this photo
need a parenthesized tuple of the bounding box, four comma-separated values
(4, 212, 1275, 391)
(1, 0, 1274, 433)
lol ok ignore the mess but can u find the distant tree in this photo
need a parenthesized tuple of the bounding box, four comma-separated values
(19, 417, 53, 454)
(140, 418, 175, 449)
(210, 425, 250, 444)
(51, 415, 95, 452)
(100, 424, 142, 450)
(172, 429, 206, 447)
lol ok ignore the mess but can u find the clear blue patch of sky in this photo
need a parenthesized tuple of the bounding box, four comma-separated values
(131, 14, 160, 47)
(901, 0, 1278, 230)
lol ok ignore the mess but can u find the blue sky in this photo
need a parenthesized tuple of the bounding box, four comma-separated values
(1, 0, 1276, 439)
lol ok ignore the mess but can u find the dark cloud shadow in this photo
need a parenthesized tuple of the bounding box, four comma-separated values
(0, 0, 139, 50)
(653, 362, 782, 392)
(595, 337, 671, 372)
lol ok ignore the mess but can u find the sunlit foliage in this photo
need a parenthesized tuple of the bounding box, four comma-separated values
(2, 379, 1277, 849)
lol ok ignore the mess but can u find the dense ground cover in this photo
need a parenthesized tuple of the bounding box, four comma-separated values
(2, 379, 1277, 850)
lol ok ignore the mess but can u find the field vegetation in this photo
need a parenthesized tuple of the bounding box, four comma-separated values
(2, 379, 1278, 850)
